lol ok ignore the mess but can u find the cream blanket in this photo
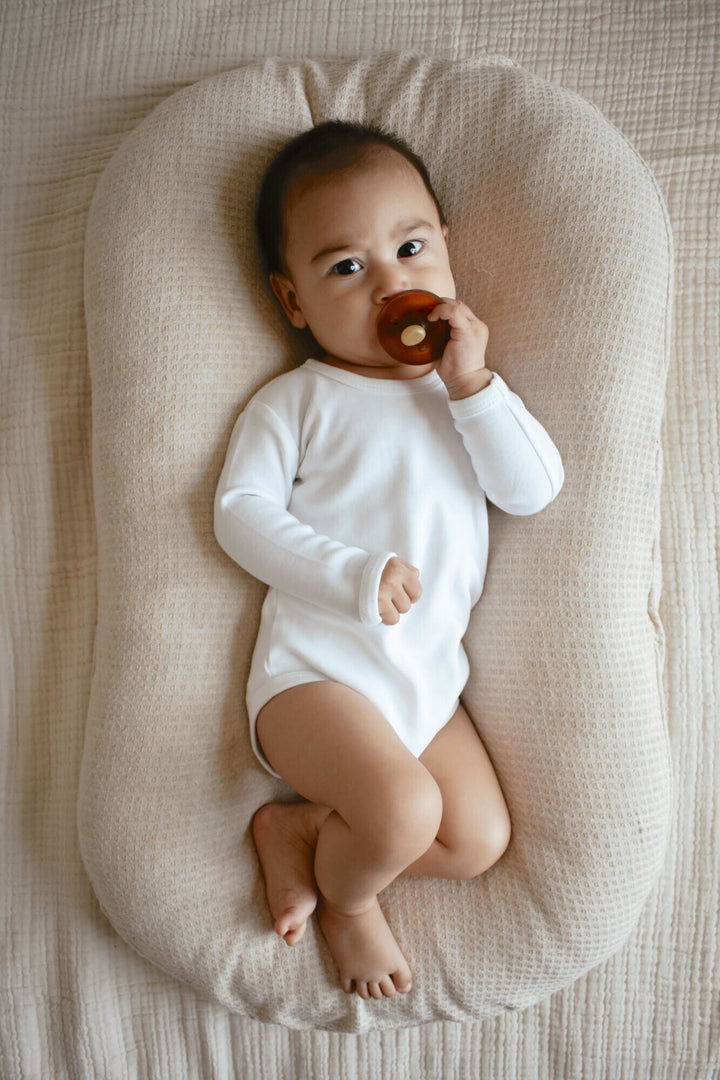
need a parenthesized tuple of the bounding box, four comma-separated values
(2, 2, 718, 1077)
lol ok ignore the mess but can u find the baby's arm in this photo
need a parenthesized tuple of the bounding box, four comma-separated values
(215, 400, 414, 626)
(431, 298, 563, 513)
(449, 378, 564, 514)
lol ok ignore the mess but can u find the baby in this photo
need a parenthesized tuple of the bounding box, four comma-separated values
(215, 121, 564, 1001)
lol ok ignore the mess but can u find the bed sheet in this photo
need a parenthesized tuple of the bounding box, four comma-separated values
(2, 1, 718, 1077)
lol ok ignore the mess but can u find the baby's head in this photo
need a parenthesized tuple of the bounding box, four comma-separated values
(255, 121, 455, 373)
(256, 121, 447, 277)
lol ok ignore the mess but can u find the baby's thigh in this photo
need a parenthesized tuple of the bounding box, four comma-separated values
(256, 682, 440, 829)
(420, 704, 511, 859)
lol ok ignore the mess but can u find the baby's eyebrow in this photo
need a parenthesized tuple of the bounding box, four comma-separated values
(310, 218, 437, 265)
(310, 241, 354, 264)
(397, 218, 436, 235)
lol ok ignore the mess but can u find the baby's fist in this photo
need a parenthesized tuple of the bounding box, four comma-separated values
(378, 557, 422, 625)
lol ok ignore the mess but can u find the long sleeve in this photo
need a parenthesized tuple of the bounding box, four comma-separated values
(448, 373, 564, 515)
(214, 400, 393, 626)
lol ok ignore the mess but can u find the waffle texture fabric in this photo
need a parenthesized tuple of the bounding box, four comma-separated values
(79, 54, 673, 1033)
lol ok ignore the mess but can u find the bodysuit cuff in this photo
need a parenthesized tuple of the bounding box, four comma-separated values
(447, 372, 505, 419)
(358, 552, 397, 626)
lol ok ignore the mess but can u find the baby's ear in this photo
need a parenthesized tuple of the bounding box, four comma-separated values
(441, 223, 450, 245)
(270, 273, 307, 329)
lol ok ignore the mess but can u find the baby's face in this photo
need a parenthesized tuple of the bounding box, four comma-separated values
(271, 151, 456, 377)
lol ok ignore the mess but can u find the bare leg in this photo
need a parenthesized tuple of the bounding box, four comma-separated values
(252, 703, 509, 950)
(255, 682, 443, 999)
(403, 703, 511, 879)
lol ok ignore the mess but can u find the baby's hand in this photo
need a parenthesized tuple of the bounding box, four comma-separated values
(429, 298, 493, 400)
(378, 557, 422, 626)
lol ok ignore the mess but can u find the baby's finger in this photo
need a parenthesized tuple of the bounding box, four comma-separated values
(380, 604, 400, 626)
(403, 571, 423, 603)
(429, 299, 486, 338)
(427, 297, 467, 323)
(393, 590, 412, 615)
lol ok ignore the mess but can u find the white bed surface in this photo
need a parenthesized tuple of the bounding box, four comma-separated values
(2, 1, 718, 1077)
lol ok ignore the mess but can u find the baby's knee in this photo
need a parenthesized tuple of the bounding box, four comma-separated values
(456, 808, 512, 880)
(363, 771, 443, 867)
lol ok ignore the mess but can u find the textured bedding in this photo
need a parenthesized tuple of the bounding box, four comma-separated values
(2, 2, 718, 1077)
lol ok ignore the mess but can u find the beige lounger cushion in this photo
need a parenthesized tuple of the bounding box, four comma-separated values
(80, 54, 673, 1033)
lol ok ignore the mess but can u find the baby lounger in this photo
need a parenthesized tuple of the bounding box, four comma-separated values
(79, 54, 673, 1033)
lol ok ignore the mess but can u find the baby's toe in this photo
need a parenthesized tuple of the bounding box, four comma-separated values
(281, 926, 305, 946)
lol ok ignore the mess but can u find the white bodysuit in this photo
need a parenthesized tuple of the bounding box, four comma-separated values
(215, 359, 564, 776)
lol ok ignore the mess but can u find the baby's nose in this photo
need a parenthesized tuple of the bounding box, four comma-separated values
(371, 263, 410, 305)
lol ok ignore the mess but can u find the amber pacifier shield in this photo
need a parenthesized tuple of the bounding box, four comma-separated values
(377, 290, 451, 364)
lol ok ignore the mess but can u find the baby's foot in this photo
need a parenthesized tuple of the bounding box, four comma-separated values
(318, 896, 413, 999)
(251, 802, 327, 945)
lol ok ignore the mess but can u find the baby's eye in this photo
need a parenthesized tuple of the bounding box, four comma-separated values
(398, 239, 425, 258)
(330, 257, 362, 276)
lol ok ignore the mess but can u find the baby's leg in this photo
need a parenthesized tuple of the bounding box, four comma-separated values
(253, 702, 509, 951)
(255, 682, 443, 999)
(403, 703, 511, 880)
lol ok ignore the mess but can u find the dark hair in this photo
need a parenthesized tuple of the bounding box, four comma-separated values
(255, 120, 447, 276)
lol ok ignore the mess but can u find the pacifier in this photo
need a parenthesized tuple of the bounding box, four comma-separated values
(377, 290, 451, 365)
